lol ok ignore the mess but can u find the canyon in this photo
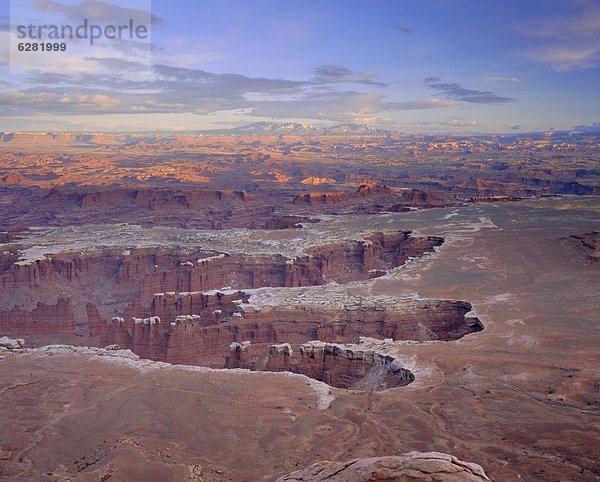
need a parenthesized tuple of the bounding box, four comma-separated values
(0, 131, 597, 481)
(0, 229, 444, 335)
(0, 224, 485, 390)
(107, 294, 480, 388)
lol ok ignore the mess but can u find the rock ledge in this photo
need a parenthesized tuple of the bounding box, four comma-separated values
(277, 451, 490, 481)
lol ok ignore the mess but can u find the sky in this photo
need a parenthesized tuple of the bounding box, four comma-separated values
(0, 0, 599, 133)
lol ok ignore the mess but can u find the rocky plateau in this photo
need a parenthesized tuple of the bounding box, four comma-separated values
(0, 132, 597, 481)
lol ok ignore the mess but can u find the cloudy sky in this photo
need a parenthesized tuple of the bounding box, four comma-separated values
(0, 0, 599, 132)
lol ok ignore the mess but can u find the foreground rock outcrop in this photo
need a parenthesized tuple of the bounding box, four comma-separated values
(277, 452, 490, 481)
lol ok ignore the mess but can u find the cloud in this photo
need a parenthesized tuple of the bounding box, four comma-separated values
(386, 98, 459, 110)
(8, 59, 432, 123)
(1, 53, 507, 126)
(485, 75, 523, 84)
(85, 56, 146, 72)
(247, 90, 386, 123)
(152, 52, 221, 67)
(312, 65, 387, 87)
(34, 0, 162, 25)
(0, 89, 124, 115)
(524, 45, 600, 71)
(154, 64, 307, 94)
(520, 3, 600, 70)
(2, 56, 471, 122)
(394, 24, 413, 35)
(1, 60, 310, 117)
(424, 77, 516, 104)
(511, 124, 522, 130)
(247, 89, 462, 122)
(106, 38, 153, 57)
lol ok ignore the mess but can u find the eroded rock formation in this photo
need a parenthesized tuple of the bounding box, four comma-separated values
(104, 291, 483, 385)
(293, 183, 393, 204)
(228, 338, 415, 390)
(293, 191, 348, 204)
(389, 189, 445, 210)
(277, 452, 491, 481)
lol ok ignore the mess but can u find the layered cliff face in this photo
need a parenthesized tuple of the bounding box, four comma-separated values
(3, 185, 272, 230)
(389, 188, 445, 210)
(293, 191, 348, 204)
(0, 298, 76, 337)
(44, 186, 255, 212)
(104, 291, 483, 386)
(355, 183, 392, 197)
(294, 231, 443, 285)
(293, 182, 393, 205)
(0, 231, 443, 338)
(228, 338, 415, 390)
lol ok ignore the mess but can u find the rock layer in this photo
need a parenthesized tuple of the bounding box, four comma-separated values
(293, 183, 393, 205)
(228, 338, 415, 390)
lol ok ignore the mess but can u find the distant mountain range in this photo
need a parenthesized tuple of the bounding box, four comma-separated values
(205, 122, 393, 136)
(2, 122, 599, 141)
